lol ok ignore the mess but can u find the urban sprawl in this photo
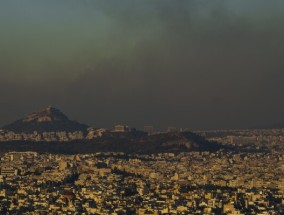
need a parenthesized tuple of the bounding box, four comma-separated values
(0, 129, 284, 214)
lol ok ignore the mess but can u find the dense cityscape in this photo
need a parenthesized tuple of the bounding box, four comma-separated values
(0, 128, 283, 214)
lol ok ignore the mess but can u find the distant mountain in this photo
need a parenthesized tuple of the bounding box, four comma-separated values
(2, 106, 89, 133)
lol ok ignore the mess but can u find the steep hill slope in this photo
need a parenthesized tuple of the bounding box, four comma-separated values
(2, 106, 89, 133)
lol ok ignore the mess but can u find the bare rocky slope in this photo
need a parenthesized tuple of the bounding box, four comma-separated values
(2, 106, 89, 133)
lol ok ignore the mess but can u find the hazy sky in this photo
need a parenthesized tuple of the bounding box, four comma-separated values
(0, 0, 284, 130)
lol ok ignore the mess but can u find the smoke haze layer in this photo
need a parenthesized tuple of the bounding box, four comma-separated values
(0, 0, 284, 130)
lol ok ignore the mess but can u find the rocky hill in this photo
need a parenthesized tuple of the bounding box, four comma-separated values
(2, 106, 89, 133)
(0, 107, 228, 154)
(0, 131, 227, 154)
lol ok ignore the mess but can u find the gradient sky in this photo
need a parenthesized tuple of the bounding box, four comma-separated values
(0, 0, 284, 130)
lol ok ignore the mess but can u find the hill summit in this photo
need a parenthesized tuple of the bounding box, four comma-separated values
(21, 106, 69, 123)
(2, 106, 89, 133)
